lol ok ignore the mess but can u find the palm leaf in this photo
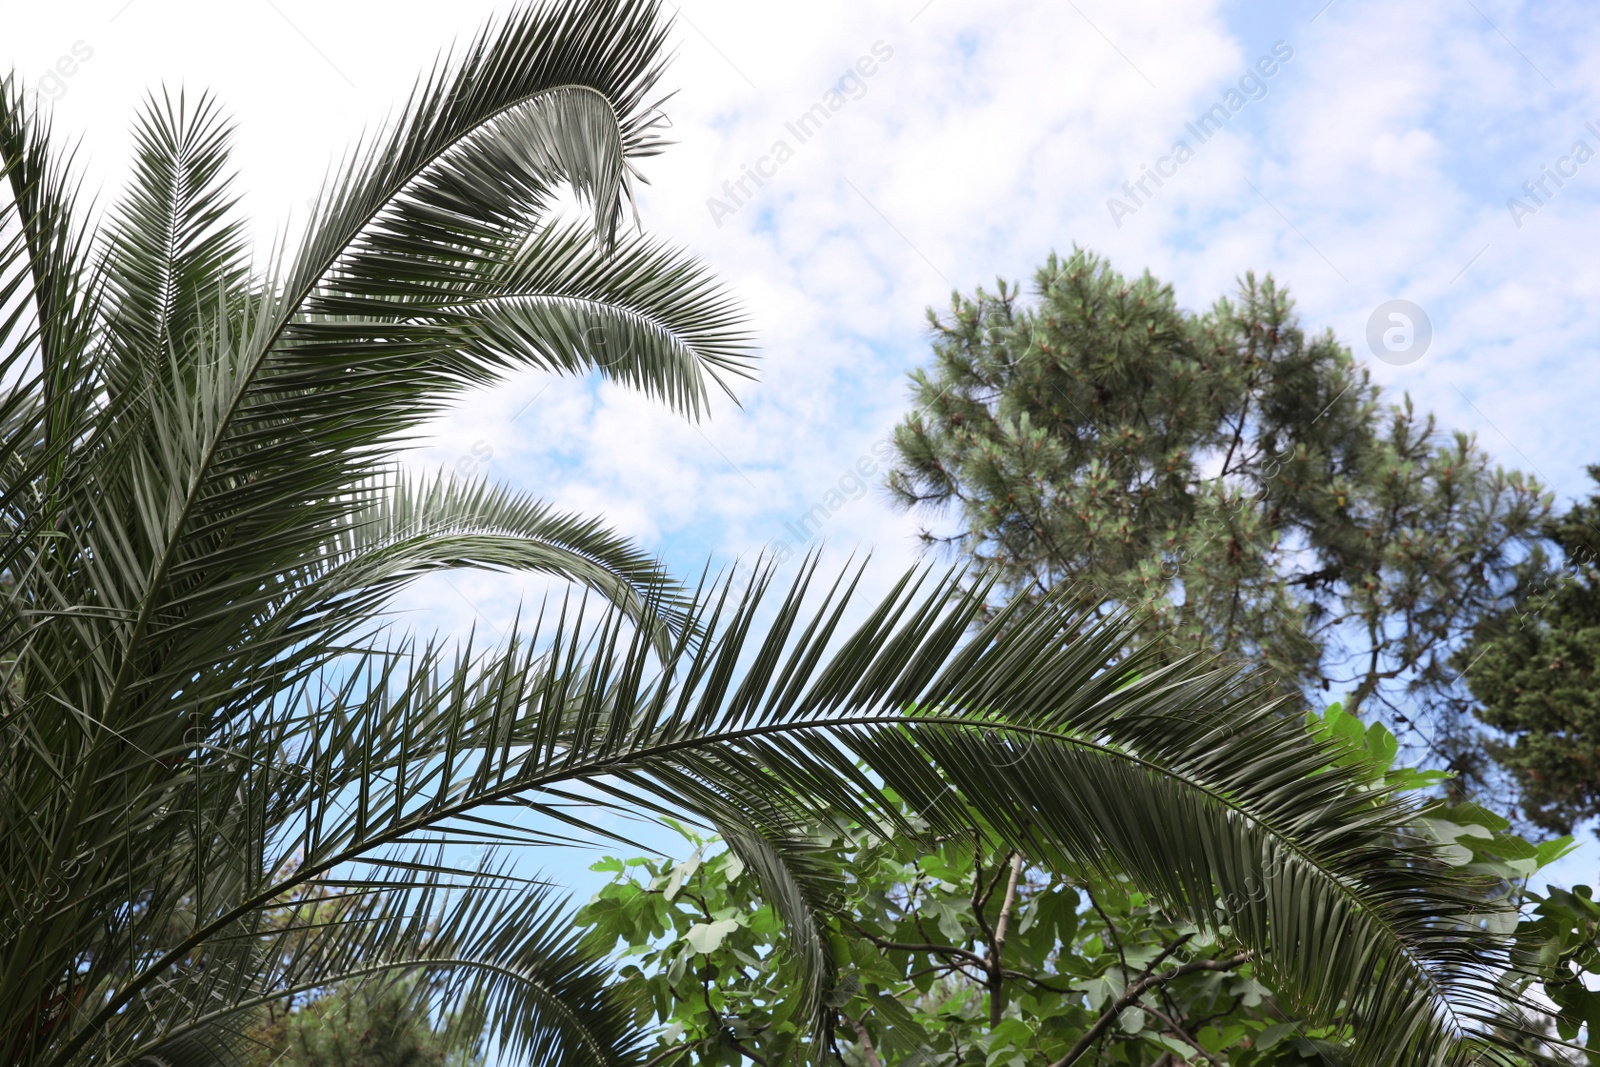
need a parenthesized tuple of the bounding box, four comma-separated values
(39, 564, 1518, 1067)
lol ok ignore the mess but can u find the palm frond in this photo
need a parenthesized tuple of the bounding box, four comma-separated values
(99, 90, 248, 398)
(6, 0, 747, 763)
(101, 871, 638, 1067)
(48, 564, 1512, 1067)
(280, 472, 690, 656)
(715, 820, 845, 1050)
(0, 75, 100, 579)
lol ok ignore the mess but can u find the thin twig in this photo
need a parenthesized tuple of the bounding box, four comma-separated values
(1047, 950, 1250, 1067)
(842, 921, 990, 968)
(641, 1041, 698, 1067)
(1143, 1003, 1222, 1066)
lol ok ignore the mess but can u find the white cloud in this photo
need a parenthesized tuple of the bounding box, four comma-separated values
(9, 0, 1592, 592)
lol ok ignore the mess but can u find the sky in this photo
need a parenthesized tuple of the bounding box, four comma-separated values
(6, 0, 1598, 885)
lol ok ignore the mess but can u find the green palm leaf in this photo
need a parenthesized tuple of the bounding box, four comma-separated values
(43, 563, 1519, 1066)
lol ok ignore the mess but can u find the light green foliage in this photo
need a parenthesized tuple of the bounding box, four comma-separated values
(887, 250, 1548, 771)
(578, 710, 1582, 1066)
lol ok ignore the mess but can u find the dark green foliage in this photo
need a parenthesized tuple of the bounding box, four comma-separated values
(1465, 469, 1600, 833)
(1513, 885, 1600, 1059)
(247, 979, 477, 1067)
(887, 249, 1547, 765)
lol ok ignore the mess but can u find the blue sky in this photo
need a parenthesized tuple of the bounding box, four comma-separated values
(7, 0, 1599, 886)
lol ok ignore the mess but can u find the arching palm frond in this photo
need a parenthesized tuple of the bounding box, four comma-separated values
(129, 874, 638, 1067)
(0, 75, 99, 564)
(39, 561, 1520, 1067)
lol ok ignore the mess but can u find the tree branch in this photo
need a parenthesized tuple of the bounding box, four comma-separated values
(842, 921, 990, 969)
(1047, 950, 1250, 1067)
(1143, 1004, 1222, 1067)
(992, 853, 1024, 951)
(844, 1012, 883, 1067)
(970, 834, 998, 946)
(1082, 884, 1128, 974)
(1001, 968, 1071, 993)
(641, 1041, 698, 1067)
(988, 852, 1024, 1027)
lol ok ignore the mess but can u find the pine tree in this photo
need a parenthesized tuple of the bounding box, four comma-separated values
(1462, 471, 1600, 833)
(887, 248, 1549, 768)
(248, 978, 477, 1067)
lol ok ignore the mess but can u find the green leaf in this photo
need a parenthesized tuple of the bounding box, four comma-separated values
(1197, 1023, 1246, 1052)
(1537, 836, 1579, 869)
(717, 851, 745, 882)
(685, 919, 741, 955)
(1364, 721, 1399, 770)
(1442, 802, 1511, 833)
(933, 900, 966, 942)
(664, 851, 702, 902)
(1075, 972, 1125, 1012)
(1254, 1022, 1298, 1051)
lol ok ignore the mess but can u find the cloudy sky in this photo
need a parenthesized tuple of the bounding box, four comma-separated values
(7, 0, 1597, 875)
